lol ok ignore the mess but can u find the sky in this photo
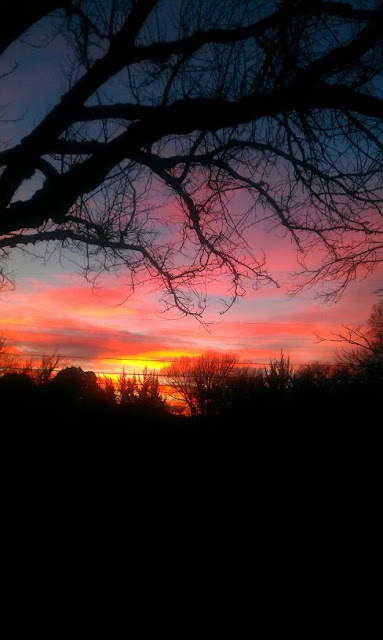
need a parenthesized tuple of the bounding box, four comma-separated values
(1, 5, 382, 378)
(1, 243, 381, 377)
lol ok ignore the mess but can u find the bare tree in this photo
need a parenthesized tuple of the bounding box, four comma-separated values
(22, 354, 63, 385)
(0, 334, 8, 362)
(165, 352, 238, 416)
(0, 333, 17, 375)
(321, 298, 383, 379)
(163, 357, 199, 416)
(1, 1, 383, 314)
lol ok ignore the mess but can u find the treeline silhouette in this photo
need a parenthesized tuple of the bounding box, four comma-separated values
(1, 299, 381, 448)
(0, 350, 381, 497)
(0, 350, 380, 432)
(2, 306, 381, 507)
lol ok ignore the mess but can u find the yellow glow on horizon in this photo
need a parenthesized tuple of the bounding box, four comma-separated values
(75, 306, 137, 318)
(99, 349, 201, 374)
(0, 317, 30, 326)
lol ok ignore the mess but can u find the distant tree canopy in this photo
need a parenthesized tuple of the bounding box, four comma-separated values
(0, 371, 36, 395)
(0, 334, 12, 373)
(50, 365, 103, 403)
(0, 336, 382, 423)
(0, 0, 382, 315)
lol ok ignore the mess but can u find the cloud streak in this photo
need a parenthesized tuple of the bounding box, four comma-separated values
(1, 264, 381, 374)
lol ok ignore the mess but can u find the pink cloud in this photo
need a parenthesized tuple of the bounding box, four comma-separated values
(0, 254, 381, 373)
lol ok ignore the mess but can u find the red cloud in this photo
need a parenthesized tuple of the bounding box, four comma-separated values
(1, 261, 381, 373)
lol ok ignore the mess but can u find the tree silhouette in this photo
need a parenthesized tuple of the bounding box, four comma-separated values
(1, 1, 382, 313)
(0, 334, 13, 374)
(22, 354, 63, 386)
(322, 298, 383, 381)
(117, 369, 138, 407)
(0, 372, 36, 394)
(117, 367, 165, 414)
(0, 372, 38, 418)
(49, 366, 104, 404)
(135, 368, 165, 412)
(101, 376, 117, 406)
(0, 334, 7, 357)
(165, 352, 238, 416)
(294, 361, 332, 393)
(264, 350, 294, 392)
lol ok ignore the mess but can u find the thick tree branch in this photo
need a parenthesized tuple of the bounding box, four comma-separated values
(2, 79, 383, 237)
(124, 2, 382, 66)
(0, 1, 71, 55)
(1, 0, 382, 311)
(0, 0, 158, 208)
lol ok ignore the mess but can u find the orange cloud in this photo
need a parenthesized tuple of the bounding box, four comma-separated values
(1, 258, 381, 374)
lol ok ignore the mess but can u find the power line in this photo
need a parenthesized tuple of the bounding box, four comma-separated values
(209, 321, 353, 326)
(6, 346, 343, 363)
(84, 316, 368, 327)
(0, 361, 348, 376)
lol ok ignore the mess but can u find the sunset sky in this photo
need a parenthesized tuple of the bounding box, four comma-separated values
(1, 4, 382, 378)
(1, 243, 381, 377)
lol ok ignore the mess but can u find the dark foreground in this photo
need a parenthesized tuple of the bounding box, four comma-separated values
(3, 386, 379, 480)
